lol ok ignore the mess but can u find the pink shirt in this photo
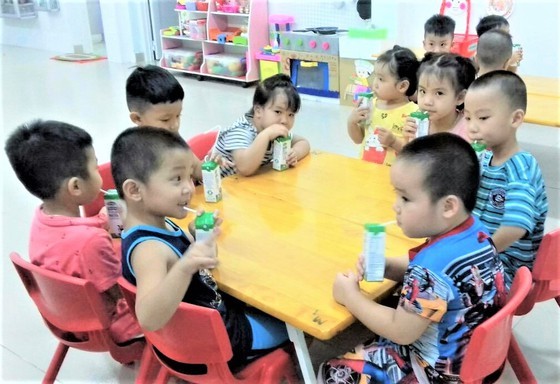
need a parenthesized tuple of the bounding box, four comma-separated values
(450, 115, 470, 142)
(30, 206, 140, 343)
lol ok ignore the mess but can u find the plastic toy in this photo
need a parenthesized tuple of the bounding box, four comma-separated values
(269, 14, 294, 48)
(163, 26, 180, 36)
(175, 0, 186, 10)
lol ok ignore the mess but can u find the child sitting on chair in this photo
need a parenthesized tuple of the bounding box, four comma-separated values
(212, 73, 310, 178)
(318, 133, 506, 383)
(111, 127, 290, 371)
(4, 120, 142, 344)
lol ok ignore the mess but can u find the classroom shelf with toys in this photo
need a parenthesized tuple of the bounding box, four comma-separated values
(160, 0, 268, 86)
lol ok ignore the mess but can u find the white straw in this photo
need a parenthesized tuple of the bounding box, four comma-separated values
(100, 189, 108, 194)
(379, 220, 397, 227)
(183, 206, 198, 214)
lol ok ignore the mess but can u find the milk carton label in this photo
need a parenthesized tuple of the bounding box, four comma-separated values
(104, 189, 125, 238)
(272, 135, 291, 171)
(410, 110, 430, 138)
(363, 223, 386, 282)
(202, 160, 222, 202)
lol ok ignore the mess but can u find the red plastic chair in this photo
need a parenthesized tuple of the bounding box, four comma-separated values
(460, 266, 532, 384)
(10, 252, 144, 384)
(82, 162, 115, 217)
(118, 277, 299, 384)
(187, 130, 219, 161)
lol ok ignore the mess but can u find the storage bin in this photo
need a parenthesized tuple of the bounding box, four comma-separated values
(196, 1, 209, 11)
(163, 49, 203, 71)
(189, 19, 207, 40)
(205, 53, 247, 77)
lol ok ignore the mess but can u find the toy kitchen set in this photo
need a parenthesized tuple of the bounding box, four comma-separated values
(278, 27, 346, 101)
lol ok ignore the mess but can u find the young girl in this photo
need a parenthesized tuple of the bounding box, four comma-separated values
(403, 52, 476, 142)
(347, 45, 419, 165)
(212, 73, 310, 178)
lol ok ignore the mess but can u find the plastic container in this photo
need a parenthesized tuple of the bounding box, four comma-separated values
(511, 43, 522, 67)
(202, 160, 222, 202)
(205, 53, 247, 77)
(195, 1, 208, 11)
(163, 49, 203, 71)
(188, 19, 207, 40)
(410, 110, 430, 138)
(221, 4, 239, 13)
(272, 134, 291, 171)
(472, 141, 487, 161)
(195, 212, 215, 242)
(104, 189, 125, 238)
(363, 223, 386, 282)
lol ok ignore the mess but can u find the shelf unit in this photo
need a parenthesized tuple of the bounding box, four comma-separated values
(160, 0, 268, 86)
(0, 0, 37, 18)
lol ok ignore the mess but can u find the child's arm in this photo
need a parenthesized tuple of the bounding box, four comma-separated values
(347, 108, 368, 144)
(132, 235, 219, 331)
(232, 123, 289, 176)
(491, 226, 527, 253)
(333, 271, 431, 345)
(286, 134, 310, 166)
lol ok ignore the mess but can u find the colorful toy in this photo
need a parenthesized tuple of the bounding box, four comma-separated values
(175, 0, 186, 10)
(268, 14, 294, 48)
(163, 26, 180, 36)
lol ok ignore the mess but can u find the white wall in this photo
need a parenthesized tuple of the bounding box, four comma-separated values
(1, 0, 94, 53)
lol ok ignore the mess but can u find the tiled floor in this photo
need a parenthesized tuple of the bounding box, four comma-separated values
(1, 44, 559, 383)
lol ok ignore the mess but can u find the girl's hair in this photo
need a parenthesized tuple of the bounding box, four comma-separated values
(250, 73, 301, 114)
(375, 45, 420, 97)
(418, 52, 476, 103)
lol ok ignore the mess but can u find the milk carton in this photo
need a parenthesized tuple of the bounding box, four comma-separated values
(201, 160, 222, 202)
(195, 212, 215, 242)
(104, 189, 126, 238)
(410, 110, 430, 138)
(272, 134, 291, 171)
(363, 223, 386, 282)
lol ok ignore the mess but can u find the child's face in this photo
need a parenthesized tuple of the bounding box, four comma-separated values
(423, 33, 453, 53)
(417, 73, 464, 122)
(464, 86, 519, 149)
(81, 147, 103, 204)
(371, 62, 403, 101)
(133, 101, 183, 133)
(391, 159, 446, 239)
(142, 148, 195, 219)
(253, 92, 295, 132)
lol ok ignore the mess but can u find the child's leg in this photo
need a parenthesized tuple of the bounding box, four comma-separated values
(245, 308, 289, 352)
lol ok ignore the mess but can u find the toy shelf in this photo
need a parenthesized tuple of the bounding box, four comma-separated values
(161, 0, 267, 86)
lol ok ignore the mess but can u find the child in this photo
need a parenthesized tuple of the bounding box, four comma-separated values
(423, 14, 456, 54)
(476, 15, 523, 71)
(126, 65, 229, 181)
(211, 73, 310, 178)
(347, 45, 419, 165)
(475, 29, 513, 77)
(465, 71, 548, 288)
(4, 120, 142, 345)
(318, 133, 506, 383)
(403, 52, 476, 142)
(111, 127, 290, 371)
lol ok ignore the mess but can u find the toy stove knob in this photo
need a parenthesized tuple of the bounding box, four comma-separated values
(309, 40, 317, 49)
(296, 39, 304, 47)
(321, 42, 330, 51)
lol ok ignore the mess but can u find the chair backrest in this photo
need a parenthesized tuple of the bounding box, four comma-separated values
(118, 277, 233, 364)
(187, 130, 219, 161)
(460, 266, 533, 383)
(82, 162, 115, 217)
(10, 252, 110, 333)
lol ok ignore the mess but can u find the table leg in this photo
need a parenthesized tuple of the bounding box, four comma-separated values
(286, 323, 316, 384)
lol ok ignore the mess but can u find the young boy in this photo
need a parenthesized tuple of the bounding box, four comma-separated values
(125, 65, 229, 181)
(476, 15, 523, 71)
(423, 14, 456, 53)
(475, 29, 513, 77)
(111, 127, 289, 371)
(4, 120, 142, 344)
(318, 133, 506, 383)
(465, 71, 548, 288)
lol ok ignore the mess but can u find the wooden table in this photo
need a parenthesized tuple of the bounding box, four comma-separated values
(173, 152, 420, 383)
(522, 76, 560, 127)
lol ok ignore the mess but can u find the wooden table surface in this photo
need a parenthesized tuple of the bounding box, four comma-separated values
(522, 76, 560, 127)
(523, 75, 560, 98)
(173, 152, 420, 341)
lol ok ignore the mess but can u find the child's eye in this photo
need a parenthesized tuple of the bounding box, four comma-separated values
(479, 116, 489, 121)
(436, 91, 444, 96)
(289, 113, 295, 118)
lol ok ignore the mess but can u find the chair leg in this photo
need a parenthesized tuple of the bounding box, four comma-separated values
(135, 345, 160, 384)
(155, 366, 170, 384)
(555, 296, 560, 307)
(508, 335, 537, 384)
(43, 343, 69, 384)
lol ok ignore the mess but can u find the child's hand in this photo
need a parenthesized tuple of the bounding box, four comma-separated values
(209, 151, 236, 174)
(402, 117, 418, 140)
(356, 255, 365, 281)
(187, 209, 223, 241)
(510, 48, 523, 66)
(376, 127, 396, 147)
(265, 124, 290, 141)
(348, 107, 369, 127)
(286, 148, 298, 167)
(333, 271, 361, 306)
(180, 235, 219, 275)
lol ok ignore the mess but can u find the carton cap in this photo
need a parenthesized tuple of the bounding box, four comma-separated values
(364, 223, 386, 233)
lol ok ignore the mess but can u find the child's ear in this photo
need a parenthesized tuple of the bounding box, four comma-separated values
(441, 195, 461, 219)
(66, 177, 83, 197)
(511, 108, 525, 128)
(455, 89, 467, 106)
(129, 111, 142, 125)
(122, 179, 142, 202)
(397, 79, 410, 95)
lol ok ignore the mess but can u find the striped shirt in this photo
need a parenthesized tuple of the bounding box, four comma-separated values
(213, 113, 273, 178)
(473, 150, 548, 287)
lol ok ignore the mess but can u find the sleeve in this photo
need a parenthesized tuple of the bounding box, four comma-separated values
(221, 122, 255, 152)
(501, 161, 539, 233)
(81, 231, 121, 293)
(399, 264, 450, 323)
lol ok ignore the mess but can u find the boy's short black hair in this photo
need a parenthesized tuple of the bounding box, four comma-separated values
(125, 65, 185, 114)
(4, 120, 93, 200)
(476, 15, 509, 37)
(398, 132, 480, 212)
(111, 126, 190, 198)
(251, 73, 300, 114)
(376, 45, 420, 97)
(424, 14, 456, 37)
(469, 70, 527, 112)
(476, 29, 513, 68)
